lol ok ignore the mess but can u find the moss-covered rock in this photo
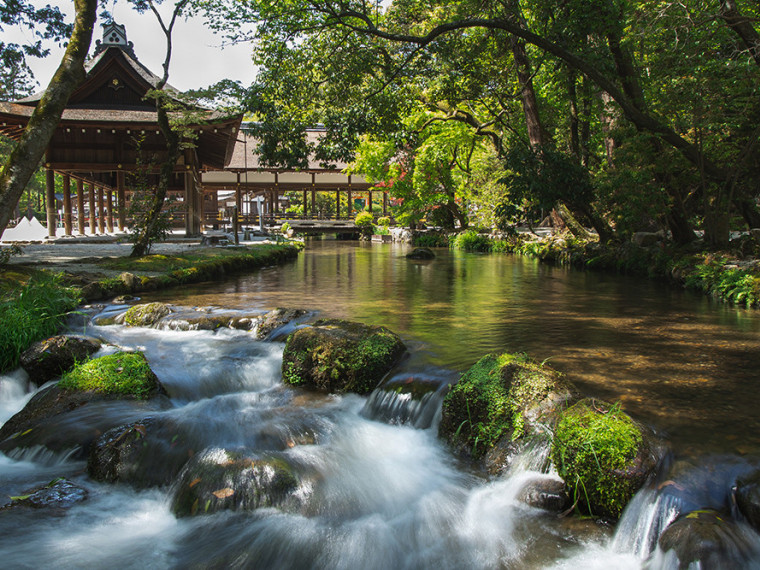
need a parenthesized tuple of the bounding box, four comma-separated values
(281, 319, 406, 394)
(59, 352, 166, 399)
(438, 353, 575, 460)
(19, 335, 101, 386)
(123, 302, 172, 327)
(406, 247, 435, 260)
(171, 448, 299, 517)
(550, 398, 657, 519)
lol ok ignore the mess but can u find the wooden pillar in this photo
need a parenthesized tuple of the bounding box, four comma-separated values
(383, 191, 388, 216)
(76, 178, 85, 235)
(235, 173, 242, 224)
(117, 171, 126, 231)
(45, 167, 56, 238)
(311, 173, 316, 218)
(97, 186, 105, 234)
(347, 189, 352, 217)
(368, 189, 373, 212)
(302, 189, 307, 217)
(336, 188, 340, 219)
(106, 188, 114, 233)
(62, 174, 72, 236)
(274, 172, 280, 214)
(88, 182, 96, 234)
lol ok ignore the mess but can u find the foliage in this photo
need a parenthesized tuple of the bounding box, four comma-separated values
(0, 244, 23, 266)
(376, 216, 391, 227)
(59, 351, 160, 399)
(127, 161, 177, 254)
(412, 233, 450, 248)
(280, 222, 291, 235)
(0, 273, 81, 371)
(551, 399, 644, 518)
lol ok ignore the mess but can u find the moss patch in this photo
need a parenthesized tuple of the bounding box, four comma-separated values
(59, 352, 162, 399)
(550, 398, 648, 519)
(282, 319, 406, 394)
(123, 302, 171, 327)
(438, 353, 571, 458)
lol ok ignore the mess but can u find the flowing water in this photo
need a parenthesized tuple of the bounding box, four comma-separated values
(1, 240, 760, 568)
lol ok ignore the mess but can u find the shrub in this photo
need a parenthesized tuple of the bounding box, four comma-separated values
(376, 216, 391, 227)
(413, 233, 449, 247)
(0, 274, 81, 372)
(450, 230, 493, 252)
(354, 211, 374, 228)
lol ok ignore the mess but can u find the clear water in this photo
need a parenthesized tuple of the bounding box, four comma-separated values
(1, 240, 759, 568)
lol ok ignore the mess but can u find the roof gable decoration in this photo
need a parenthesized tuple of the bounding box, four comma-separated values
(93, 21, 137, 59)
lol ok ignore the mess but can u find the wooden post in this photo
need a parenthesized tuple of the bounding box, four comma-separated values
(97, 186, 105, 234)
(383, 191, 388, 216)
(347, 174, 353, 217)
(368, 189, 373, 212)
(274, 172, 280, 214)
(88, 182, 96, 234)
(302, 189, 307, 217)
(311, 173, 316, 218)
(235, 172, 242, 226)
(336, 188, 340, 219)
(76, 178, 85, 235)
(62, 174, 72, 236)
(106, 188, 114, 233)
(117, 171, 126, 231)
(45, 167, 56, 238)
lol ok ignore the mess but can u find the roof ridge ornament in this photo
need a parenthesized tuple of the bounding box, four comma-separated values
(93, 21, 137, 59)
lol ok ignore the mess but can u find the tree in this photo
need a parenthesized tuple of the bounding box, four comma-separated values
(0, 0, 98, 239)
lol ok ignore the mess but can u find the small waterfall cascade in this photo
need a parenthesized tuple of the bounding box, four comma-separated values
(361, 372, 455, 429)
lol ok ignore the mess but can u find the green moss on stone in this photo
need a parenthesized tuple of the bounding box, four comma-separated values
(439, 352, 569, 458)
(282, 319, 406, 394)
(59, 352, 161, 399)
(123, 303, 171, 327)
(550, 398, 645, 519)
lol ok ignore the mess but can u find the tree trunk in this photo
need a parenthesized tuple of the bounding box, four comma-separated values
(720, 0, 760, 67)
(567, 69, 580, 160)
(0, 0, 97, 238)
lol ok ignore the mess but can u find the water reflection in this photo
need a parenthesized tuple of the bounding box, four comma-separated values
(145, 240, 760, 456)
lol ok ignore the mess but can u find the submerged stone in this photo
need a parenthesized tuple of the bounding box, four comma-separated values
(1, 478, 87, 512)
(736, 469, 760, 532)
(20, 335, 101, 386)
(518, 476, 571, 513)
(550, 398, 658, 520)
(406, 247, 435, 260)
(281, 319, 406, 394)
(438, 353, 575, 460)
(171, 448, 299, 517)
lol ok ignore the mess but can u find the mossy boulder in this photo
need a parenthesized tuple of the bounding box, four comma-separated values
(550, 398, 657, 520)
(0, 352, 169, 457)
(88, 417, 192, 489)
(517, 476, 571, 513)
(58, 352, 166, 399)
(735, 469, 760, 532)
(658, 509, 760, 568)
(281, 319, 406, 394)
(123, 302, 172, 327)
(20, 335, 101, 386)
(438, 353, 575, 460)
(171, 448, 299, 517)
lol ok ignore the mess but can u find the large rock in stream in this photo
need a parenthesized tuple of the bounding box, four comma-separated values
(171, 448, 300, 517)
(550, 398, 659, 520)
(0, 352, 169, 459)
(87, 417, 193, 488)
(657, 509, 760, 568)
(281, 319, 406, 394)
(20, 335, 101, 387)
(438, 353, 575, 464)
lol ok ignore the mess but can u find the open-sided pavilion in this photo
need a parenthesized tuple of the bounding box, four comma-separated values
(0, 23, 384, 239)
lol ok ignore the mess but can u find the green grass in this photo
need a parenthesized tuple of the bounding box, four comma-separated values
(0, 273, 81, 372)
(59, 351, 159, 399)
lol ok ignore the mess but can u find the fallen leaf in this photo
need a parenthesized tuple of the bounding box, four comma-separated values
(212, 488, 234, 499)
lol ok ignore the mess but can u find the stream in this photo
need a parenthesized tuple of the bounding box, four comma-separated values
(1, 240, 759, 568)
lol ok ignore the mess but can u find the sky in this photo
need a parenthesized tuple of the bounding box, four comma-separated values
(9, 1, 258, 92)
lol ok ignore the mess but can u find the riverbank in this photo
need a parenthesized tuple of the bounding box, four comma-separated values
(0, 241, 301, 371)
(412, 229, 760, 309)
